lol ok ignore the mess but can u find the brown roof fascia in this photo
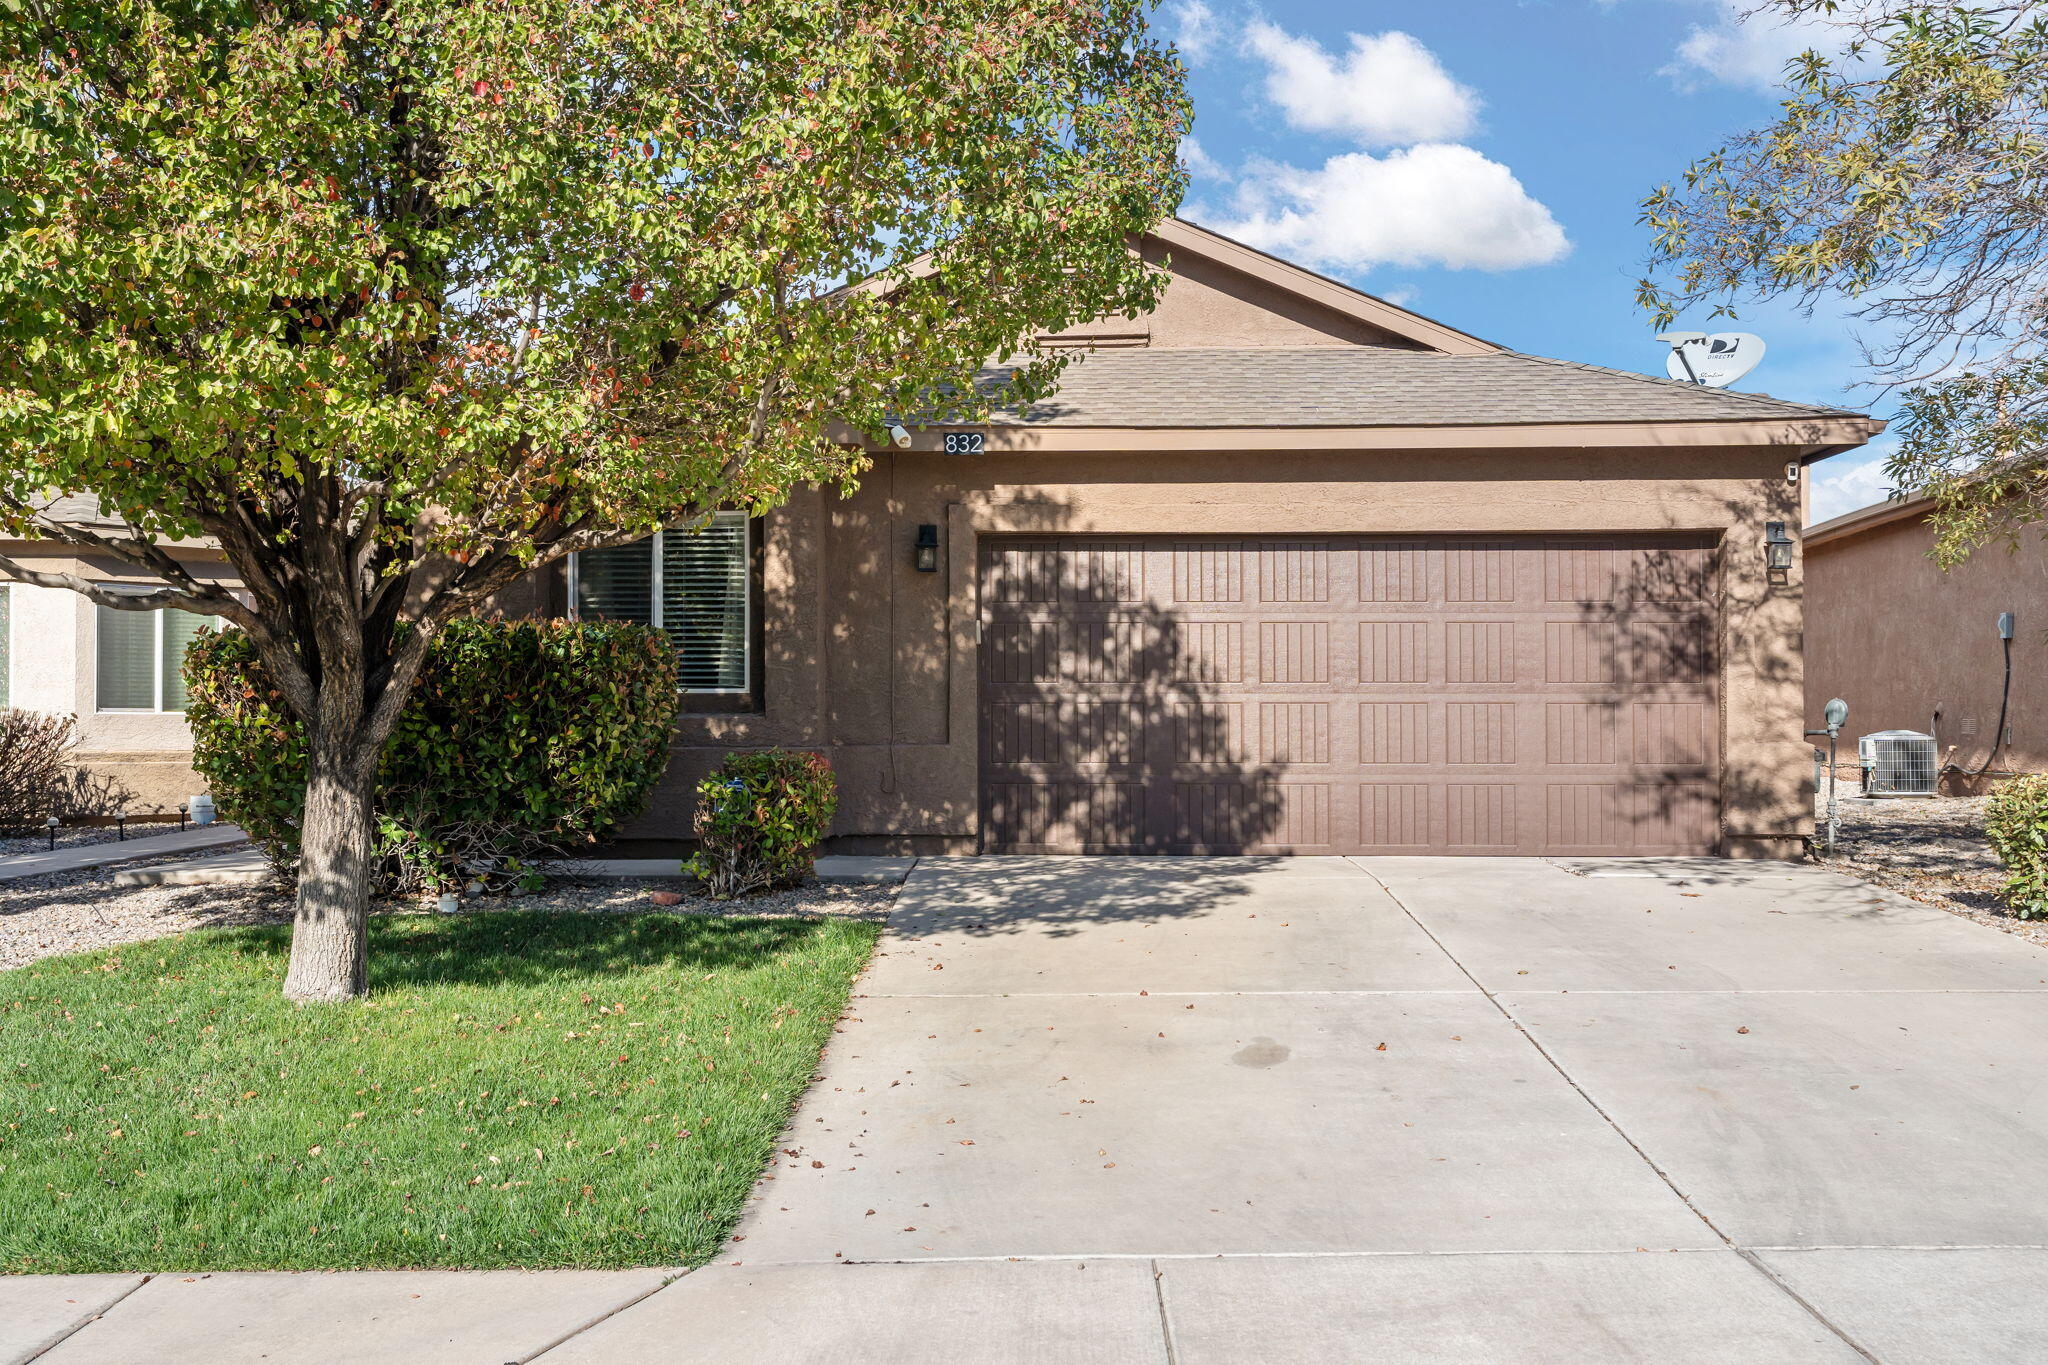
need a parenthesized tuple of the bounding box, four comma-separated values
(1805, 493, 1934, 546)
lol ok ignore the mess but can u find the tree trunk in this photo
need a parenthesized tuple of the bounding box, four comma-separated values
(281, 741, 378, 1003)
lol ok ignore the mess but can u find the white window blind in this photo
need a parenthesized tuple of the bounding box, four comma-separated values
(96, 604, 216, 712)
(572, 514, 751, 693)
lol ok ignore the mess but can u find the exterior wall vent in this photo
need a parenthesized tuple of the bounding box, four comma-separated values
(1858, 730, 1937, 797)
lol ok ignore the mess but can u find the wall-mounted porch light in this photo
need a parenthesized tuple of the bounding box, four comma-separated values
(1764, 521, 1795, 579)
(913, 523, 940, 573)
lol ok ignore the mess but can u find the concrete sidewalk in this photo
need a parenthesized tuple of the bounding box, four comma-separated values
(0, 825, 246, 882)
(10, 854, 2048, 1363)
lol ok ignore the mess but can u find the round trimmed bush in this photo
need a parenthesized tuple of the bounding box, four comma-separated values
(685, 750, 838, 899)
(1985, 773, 2048, 920)
(184, 619, 680, 892)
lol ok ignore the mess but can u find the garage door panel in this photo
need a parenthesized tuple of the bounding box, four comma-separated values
(1545, 702, 1622, 766)
(1361, 702, 1430, 765)
(1172, 542, 1245, 603)
(1361, 782, 1435, 850)
(1258, 542, 1333, 602)
(1445, 621, 1517, 683)
(1545, 783, 1630, 852)
(1361, 621, 1430, 683)
(981, 535, 1720, 856)
(985, 779, 1146, 852)
(1360, 542, 1431, 603)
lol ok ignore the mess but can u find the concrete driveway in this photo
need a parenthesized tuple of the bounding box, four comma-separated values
(560, 855, 2048, 1363)
(17, 856, 2048, 1363)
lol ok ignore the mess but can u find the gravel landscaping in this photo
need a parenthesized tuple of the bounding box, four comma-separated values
(1812, 776, 2045, 948)
(2, 862, 897, 970)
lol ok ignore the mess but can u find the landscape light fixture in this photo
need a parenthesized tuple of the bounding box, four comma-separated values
(1764, 521, 1795, 577)
(913, 523, 940, 573)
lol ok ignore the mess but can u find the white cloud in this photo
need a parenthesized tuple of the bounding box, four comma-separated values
(1163, 0, 1222, 65)
(1241, 22, 1480, 146)
(1179, 135, 1228, 183)
(1211, 145, 1570, 273)
(1380, 285, 1421, 308)
(1808, 444, 1897, 525)
(1654, 0, 1867, 93)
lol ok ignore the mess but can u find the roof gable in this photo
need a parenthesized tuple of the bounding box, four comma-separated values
(1136, 219, 1500, 356)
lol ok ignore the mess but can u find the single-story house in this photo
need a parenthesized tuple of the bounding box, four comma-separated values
(1, 496, 236, 813)
(1806, 493, 2044, 782)
(3, 219, 1883, 856)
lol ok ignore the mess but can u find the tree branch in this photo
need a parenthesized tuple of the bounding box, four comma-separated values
(0, 554, 214, 613)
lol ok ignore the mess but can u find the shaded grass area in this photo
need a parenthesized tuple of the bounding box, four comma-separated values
(0, 911, 879, 1272)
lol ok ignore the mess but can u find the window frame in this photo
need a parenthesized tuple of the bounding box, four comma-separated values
(565, 511, 755, 699)
(93, 599, 219, 714)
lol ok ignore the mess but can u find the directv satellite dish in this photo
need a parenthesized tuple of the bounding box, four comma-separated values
(1657, 331, 1766, 388)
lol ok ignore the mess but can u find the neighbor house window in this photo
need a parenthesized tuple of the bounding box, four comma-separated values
(96, 604, 215, 712)
(569, 513, 751, 693)
(0, 584, 11, 709)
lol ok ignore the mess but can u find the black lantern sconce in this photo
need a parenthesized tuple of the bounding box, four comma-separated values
(1764, 521, 1795, 580)
(913, 523, 940, 573)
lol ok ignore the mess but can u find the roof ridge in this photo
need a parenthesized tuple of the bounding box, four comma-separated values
(1501, 350, 1856, 419)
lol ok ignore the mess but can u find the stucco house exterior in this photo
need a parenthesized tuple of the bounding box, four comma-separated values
(1806, 494, 2044, 783)
(0, 497, 237, 813)
(3, 219, 1882, 855)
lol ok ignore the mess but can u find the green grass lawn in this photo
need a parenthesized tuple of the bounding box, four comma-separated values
(0, 911, 879, 1272)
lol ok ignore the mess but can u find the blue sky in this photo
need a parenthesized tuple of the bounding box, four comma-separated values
(1162, 0, 1897, 524)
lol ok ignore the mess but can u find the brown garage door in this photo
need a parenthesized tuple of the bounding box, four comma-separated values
(979, 535, 1719, 855)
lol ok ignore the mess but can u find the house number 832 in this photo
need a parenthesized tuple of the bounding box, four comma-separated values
(942, 432, 985, 454)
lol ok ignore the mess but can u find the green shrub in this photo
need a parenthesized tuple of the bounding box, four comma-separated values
(685, 750, 838, 899)
(1985, 774, 2048, 920)
(185, 619, 680, 891)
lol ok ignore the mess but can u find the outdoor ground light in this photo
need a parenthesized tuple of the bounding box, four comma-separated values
(913, 523, 940, 573)
(45, 815, 59, 851)
(1764, 521, 1795, 577)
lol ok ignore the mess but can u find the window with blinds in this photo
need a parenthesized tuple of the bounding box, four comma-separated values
(96, 604, 216, 712)
(0, 585, 11, 709)
(571, 514, 751, 694)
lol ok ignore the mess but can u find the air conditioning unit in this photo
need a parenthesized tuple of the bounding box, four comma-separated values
(1859, 730, 1937, 797)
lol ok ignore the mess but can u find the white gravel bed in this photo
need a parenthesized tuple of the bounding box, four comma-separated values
(1813, 780, 2046, 948)
(1, 861, 894, 970)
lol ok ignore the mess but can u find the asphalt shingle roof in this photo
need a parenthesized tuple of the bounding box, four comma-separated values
(974, 347, 1860, 428)
(36, 493, 110, 525)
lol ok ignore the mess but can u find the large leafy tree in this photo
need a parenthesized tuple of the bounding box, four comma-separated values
(0, 0, 1188, 1000)
(1639, 1, 2048, 562)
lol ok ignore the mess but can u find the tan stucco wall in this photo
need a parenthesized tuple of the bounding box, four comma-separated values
(1807, 511, 2046, 774)
(1129, 238, 1424, 350)
(601, 443, 1811, 857)
(1, 547, 236, 813)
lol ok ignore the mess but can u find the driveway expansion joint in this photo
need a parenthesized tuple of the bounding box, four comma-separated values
(21, 1272, 154, 1365)
(1359, 866, 1888, 1365)
(1150, 1258, 1180, 1365)
(519, 1273, 682, 1363)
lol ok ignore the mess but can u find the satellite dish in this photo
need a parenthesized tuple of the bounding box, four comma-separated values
(1657, 331, 1766, 387)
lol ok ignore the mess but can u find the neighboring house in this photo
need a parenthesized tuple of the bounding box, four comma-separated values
(1806, 494, 2045, 782)
(3, 219, 1883, 856)
(0, 497, 238, 812)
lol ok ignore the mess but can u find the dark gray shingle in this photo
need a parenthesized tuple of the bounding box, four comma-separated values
(973, 347, 1860, 428)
